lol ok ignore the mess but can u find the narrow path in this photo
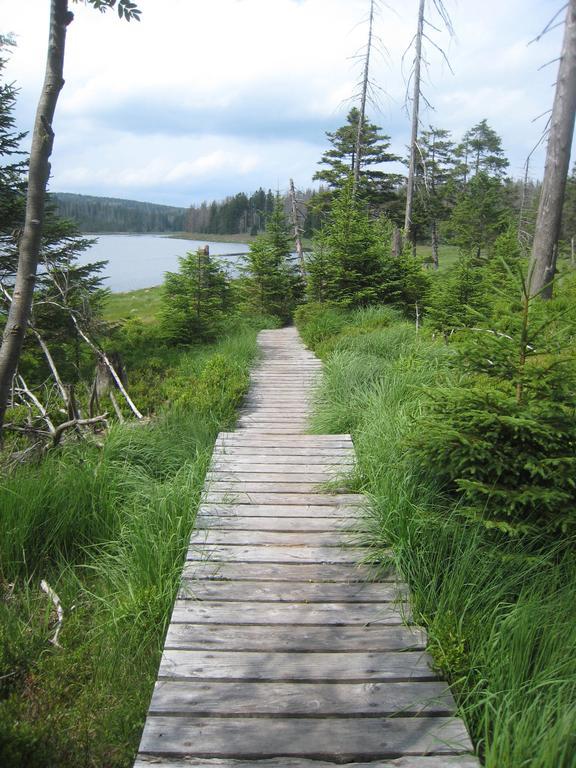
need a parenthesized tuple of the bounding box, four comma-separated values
(135, 327, 478, 767)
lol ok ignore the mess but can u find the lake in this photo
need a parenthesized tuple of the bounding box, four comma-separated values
(77, 234, 250, 292)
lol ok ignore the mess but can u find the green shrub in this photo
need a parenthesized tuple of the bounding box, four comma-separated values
(409, 375, 576, 535)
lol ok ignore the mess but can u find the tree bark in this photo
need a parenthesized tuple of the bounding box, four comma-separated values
(353, 0, 375, 196)
(0, 0, 71, 440)
(404, 0, 425, 247)
(431, 220, 439, 269)
(289, 178, 306, 279)
(529, 0, 576, 298)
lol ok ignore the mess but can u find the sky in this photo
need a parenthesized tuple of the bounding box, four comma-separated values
(0, 0, 570, 208)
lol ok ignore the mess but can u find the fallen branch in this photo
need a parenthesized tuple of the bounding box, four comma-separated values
(51, 414, 108, 447)
(40, 579, 63, 648)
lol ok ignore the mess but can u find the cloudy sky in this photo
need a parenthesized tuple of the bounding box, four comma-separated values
(1, 0, 569, 208)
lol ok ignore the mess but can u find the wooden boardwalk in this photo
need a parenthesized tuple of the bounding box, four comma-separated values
(135, 327, 478, 767)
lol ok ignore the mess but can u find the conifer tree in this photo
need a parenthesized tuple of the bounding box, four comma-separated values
(160, 249, 230, 344)
(455, 119, 509, 186)
(447, 172, 508, 261)
(413, 126, 455, 268)
(313, 108, 401, 208)
(310, 178, 383, 307)
(241, 195, 302, 322)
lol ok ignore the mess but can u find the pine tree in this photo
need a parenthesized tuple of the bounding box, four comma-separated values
(160, 249, 230, 344)
(310, 178, 383, 307)
(241, 195, 302, 322)
(455, 119, 509, 186)
(413, 126, 456, 268)
(0, 36, 27, 245)
(313, 108, 402, 208)
(447, 172, 509, 261)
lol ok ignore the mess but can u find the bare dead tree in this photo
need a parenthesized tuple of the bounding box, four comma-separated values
(288, 179, 306, 281)
(353, 0, 377, 196)
(0, 0, 140, 443)
(529, 0, 576, 298)
(404, 0, 425, 249)
(403, 0, 454, 249)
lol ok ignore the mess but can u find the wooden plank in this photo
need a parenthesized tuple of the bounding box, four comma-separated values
(205, 482, 350, 494)
(159, 650, 437, 682)
(181, 561, 380, 583)
(139, 715, 473, 758)
(164, 623, 425, 652)
(189, 530, 360, 547)
(186, 545, 365, 563)
(195, 515, 354, 532)
(169, 601, 408, 626)
(203, 493, 364, 506)
(211, 455, 354, 465)
(148, 679, 456, 716)
(215, 431, 354, 453)
(135, 757, 479, 768)
(207, 472, 346, 483)
(212, 446, 354, 457)
(178, 580, 405, 602)
(209, 462, 353, 473)
(198, 503, 359, 517)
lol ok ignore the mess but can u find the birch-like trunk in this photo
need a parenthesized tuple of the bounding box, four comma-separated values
(529, 0, 576, 298)
(404, 0, 425, 246)
(0, 0, 71, 440)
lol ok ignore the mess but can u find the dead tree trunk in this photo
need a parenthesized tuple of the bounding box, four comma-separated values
(0, 0, 72, 441)
(529, 0, 576, 298)
(289, 178, 306, 280)
(404, 0, 425, 248)
(353, 0, 376, 196)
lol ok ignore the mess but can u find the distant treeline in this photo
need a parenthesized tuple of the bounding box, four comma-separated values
(52, 188, 321, 236)
(52, 193, 188, 233)
(184, 187, 319, 236)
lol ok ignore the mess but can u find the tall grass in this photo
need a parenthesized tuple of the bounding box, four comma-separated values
(297, 304, 576, 768)
(0, 325, 261, 767)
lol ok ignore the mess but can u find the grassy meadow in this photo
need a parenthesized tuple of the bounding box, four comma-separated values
(0, 298, 267, 766)
(295, 302, 576, 768)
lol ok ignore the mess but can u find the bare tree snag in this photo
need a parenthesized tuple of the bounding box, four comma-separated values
(529, 0, 576, 298)
(354, 0, 376, 197)
(289, 178, 306, 279)
(0, 0, 72, 441)
(404, 0, 425, 246)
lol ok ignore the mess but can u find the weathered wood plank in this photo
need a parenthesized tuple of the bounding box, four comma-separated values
(181, 561, 381, 583)
(178, 580, 402, 602)
(209, 464, 353, 476)
(159, 650, 437, 682)
(212, 446, 354, 457)
(210, 456, 354, 467)
(186, 545, 365, 563)
(148, 679, 456, 716)
(164, 623, 425, 652)
(135, 757, 479, 768)
(189, 530, 361, 547)
(206, 472, 342, 484)
(195, 515, 354, 531)
(206, 482, 351, 494)
(170, 601, 408, 626)
(197, 503, 359, 517)
(203, 493, 364, 506)
(139, 715, 473, 758)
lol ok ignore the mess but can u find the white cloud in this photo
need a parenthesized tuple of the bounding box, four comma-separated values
(1, 0, 572, 205)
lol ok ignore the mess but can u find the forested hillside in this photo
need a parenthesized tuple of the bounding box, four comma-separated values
(52, 193, 187, 233)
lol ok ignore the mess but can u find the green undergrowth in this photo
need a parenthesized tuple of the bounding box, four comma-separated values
(295, 303, 576, 768)
(0, 324, 262, 767)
